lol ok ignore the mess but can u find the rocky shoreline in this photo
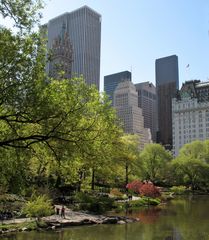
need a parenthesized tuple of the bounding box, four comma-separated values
(0, 206, 139, 235)
(43, 213, 139, 228)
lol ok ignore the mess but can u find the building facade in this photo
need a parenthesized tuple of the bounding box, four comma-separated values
(172, 80, 209, 156)
(46, 6, 101, 89)
(135, 82, 157, 141)
(114, 81, 152, 148)
(155, 55, 179, 149)
(48, 23, 73, 79)
(104, 71, 131, 105)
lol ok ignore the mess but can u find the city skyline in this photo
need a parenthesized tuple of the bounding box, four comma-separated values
(40, 0, 209, 91)
(1, 1, 208, 91)
(45, 6, 101, 89)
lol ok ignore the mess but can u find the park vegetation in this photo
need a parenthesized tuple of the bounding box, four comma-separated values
(1, 0, 209, 217)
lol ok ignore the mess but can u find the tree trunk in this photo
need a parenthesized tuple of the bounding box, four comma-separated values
(77, 170, 83, 192)
(125, 162, 128, 189)
(91, 168, 95, 190)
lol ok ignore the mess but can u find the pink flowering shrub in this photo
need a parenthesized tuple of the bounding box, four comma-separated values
(126, 180, 161, 198)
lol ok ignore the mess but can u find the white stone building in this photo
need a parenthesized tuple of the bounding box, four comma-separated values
(114, 81, 152, 148)
(172, 95, 209, 156)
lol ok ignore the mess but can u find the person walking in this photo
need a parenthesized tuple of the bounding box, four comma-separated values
(61, 205, 65, 218)
(56, 206, 60, 216)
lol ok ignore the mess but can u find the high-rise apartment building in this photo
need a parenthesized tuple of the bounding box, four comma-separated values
(114, 81, 152, 148)
(135, 82, 157, 141)
(45, 6, 101, 89)
(172, 80, 209, 156)
(155, 55, 179, 149)
(104, 71, 131, 105)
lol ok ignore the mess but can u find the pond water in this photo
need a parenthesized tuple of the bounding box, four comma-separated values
(1, 196, 209, 240)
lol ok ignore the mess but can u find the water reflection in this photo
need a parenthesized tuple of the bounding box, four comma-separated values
(130, 207, 161, 224)
(1, 196, 209, 240)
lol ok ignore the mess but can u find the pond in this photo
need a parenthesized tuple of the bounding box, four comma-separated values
(1, 195, 209, 240)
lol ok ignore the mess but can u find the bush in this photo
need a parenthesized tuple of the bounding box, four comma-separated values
(109, 188, 126, 200)
(126, 180, 143, 194)
(140, 183, 161, 198)
(22, 195, 53, 218)
(0, 194, 25, 203)
(170, 186, 187, 195)
(126, 180, 161, 198)
(129, 197, 160, 208)
(72, 192, 114, 213)
(114, 197, 161, 211)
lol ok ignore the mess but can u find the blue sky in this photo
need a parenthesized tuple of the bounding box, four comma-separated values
(2, 1, 209, 91)
(41, 0, 209, 90)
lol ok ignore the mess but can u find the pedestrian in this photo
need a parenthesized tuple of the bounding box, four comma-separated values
(61, 205, 65, 218)
(56, 207, 60, 216)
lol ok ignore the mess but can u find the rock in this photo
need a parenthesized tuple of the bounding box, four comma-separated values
(21, 227, 28, 231)
(125, 219, 133, 223)
(102, 217, 118, 224)
(82, 219, 96, 225)
(118, 220, 126, 224)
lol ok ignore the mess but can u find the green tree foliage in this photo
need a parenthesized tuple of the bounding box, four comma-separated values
(171, 141, 209, 190)
(0, 0, 44, 31)
(113, 134, 140, 187)
(0, 0, 121, 194)
(139, 143, 172, 183)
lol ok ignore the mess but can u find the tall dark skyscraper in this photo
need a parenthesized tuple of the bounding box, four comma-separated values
(45, 6, 101, 89)
(155, 55, 179, 148)
(104, 71, 131, 105)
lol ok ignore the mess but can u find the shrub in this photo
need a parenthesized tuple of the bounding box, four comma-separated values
(114, 197, 161, 211)
(170, 186, 187, 195)
(128, 197, 160, 208)
(126, 180, 161, 198)
(126, 180, 143, 194)
(140, 183, 161, 198)
(109, 188, 124, 198)
(22, 195, 53, 218)
(72, 192, 114, 213)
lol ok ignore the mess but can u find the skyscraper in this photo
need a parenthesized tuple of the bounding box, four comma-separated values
(104, 71, 131, 105)
(46, 6, 101, 89)
(155, 55, 179, 149)
(114, 81, 152, 148)
(135, 82, 157, 142)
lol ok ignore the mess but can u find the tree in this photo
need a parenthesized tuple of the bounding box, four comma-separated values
(172, 141, 209, 190)
(0, 0, 122, 193)
(113, 134, 140, 187)
(139, 143, 172, 183)
(0, 0, 43, 31)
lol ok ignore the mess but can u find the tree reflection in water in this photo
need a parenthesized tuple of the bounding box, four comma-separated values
(129, 207, 162, 224)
